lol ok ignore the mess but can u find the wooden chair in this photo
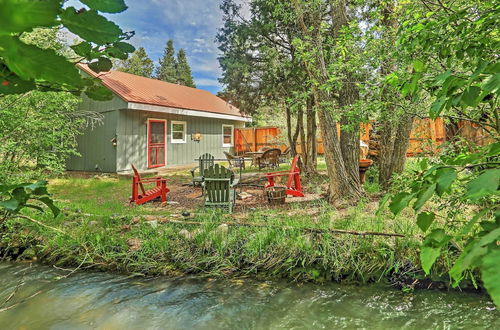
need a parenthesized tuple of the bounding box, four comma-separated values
(130, 164, 169, 205)
(224, 151, 246, 171)
(203, 164, 239, 213)
(190, 153, 215, 187)
(258, 146, 271, 152)
(264, 155, 304, 197)
(256, 148, 281, 170)
(279, 147, 291, 164)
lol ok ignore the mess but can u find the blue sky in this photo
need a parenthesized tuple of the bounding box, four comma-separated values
(109, 0, 228, 94)
(68, 0, 250, 94)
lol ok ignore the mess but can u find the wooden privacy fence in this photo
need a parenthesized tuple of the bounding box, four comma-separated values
(235, 118, 491, 157)
(235, 127, 282, 154)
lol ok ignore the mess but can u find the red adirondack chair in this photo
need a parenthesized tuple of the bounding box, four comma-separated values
(264, 155, 304, 197)
(130, 164, 169, 205)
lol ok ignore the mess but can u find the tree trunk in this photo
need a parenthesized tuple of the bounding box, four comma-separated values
(286, 102, 302, 157)
(377, 1, 414, 190)
(293, 0, 362, 204)
(304, 95, 317, 175)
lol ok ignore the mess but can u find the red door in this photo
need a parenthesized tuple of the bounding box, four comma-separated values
(147, 119, 166, 168)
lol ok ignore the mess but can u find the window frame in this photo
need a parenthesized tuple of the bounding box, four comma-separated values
(222, 124, 234, 147)
(170, 120, 187, 144)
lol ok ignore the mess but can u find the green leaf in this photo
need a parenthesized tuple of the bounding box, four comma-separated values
(461, 86, 482, 107)
(84, 84, 113, 101)
(377, 193, 391, 215)
(455, 228, 500, 282)
(487, 142, 500, 157)
(417, 212, 435, 232)
(88, 57, 113, 73)
(0, 35, 82, 86)
(465, 169, 500, 201)
(385, 72, 399, 87)
(430, 98, 446, 119)
(114, 42, 136, 53)
(434, 70, 452, 85)
(38, 197, 60, 217)
(80, 0, 127, 13)
(482, 73, 500, 94)
(413, 59, 425, 73)
(0, 198, 20, 212)
(24, 180, 48, 192)
(481, 248, 500, 308)
(461, 209, 489, 235)
(435, 168, 457, 196)
(389, 192, 414, 215)
(421, 245, 441, 274)
(60, 8, 123, 45)
(0, 0, 61, 34)
(71, 42, 92, 58)
(419, 158, 428, 171)
(413, 183, 436, 211)
(105, 47, 128, 60)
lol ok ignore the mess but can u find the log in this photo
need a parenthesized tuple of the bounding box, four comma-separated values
(238, 173, 267, 184)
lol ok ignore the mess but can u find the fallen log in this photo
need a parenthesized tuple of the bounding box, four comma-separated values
(161, 219, 406, 238)
(65, 211, 406, 238)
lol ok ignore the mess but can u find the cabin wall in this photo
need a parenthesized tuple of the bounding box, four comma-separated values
(66, 94, 126, 172)
(116, 109, 245, 172)
(66, 109, 119, 172)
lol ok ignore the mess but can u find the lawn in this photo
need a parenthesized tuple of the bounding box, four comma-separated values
(0, 159, 471, 288)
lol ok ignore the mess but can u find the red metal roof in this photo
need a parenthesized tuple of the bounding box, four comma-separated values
(77, 64, 249, 119)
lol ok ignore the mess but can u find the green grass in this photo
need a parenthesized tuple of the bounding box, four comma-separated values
(0, 158, 471, 287)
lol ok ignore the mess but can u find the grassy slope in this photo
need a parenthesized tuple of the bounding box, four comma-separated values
(0, 161, 465, 286)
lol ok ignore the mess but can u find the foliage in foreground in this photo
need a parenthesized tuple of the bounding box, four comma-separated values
(385, 143, 499, 306)
(0, 0, 134, 100)
(0, 180, 59, 222)
(389, 0, 500, 308)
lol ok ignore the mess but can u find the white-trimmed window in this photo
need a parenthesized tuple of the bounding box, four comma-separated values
(171, 121, 187, 143)
(222, 124, 234, 147)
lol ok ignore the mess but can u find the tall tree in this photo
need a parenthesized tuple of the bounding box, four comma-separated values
(176, 49, 196, 87)
(217, 0, 318, 175)
(156, 39, 177, 83)
(292, 0, 364, 203)
(375, 1, 415, 190)
(116, 47, 154, 78)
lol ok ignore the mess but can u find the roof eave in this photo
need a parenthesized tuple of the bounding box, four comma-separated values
(127, 102, 252, 123)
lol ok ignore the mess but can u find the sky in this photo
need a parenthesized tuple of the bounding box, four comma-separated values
(81, 0, 248, 95)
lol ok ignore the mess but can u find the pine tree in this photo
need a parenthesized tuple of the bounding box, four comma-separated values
(116, 47, 154, 78)
(176, 49, 196, 88)
(155, 40, 177, 83)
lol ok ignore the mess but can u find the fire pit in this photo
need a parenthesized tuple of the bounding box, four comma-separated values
(359, 159, 374, 184)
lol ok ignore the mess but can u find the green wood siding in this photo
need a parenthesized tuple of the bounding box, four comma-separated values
(116, 109, 245, 172)
(66, 109, 119, 172)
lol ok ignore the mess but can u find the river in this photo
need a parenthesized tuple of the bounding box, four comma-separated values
(0, 262, 497, 329)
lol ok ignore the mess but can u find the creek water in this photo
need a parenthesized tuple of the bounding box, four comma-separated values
(0, 262, 497, 329)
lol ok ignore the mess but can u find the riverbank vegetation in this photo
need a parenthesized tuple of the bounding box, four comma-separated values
(0, 164, 482, 293)
(0, 0, 498, 309)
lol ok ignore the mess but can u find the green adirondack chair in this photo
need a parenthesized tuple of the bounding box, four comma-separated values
(203, 164, 238, 213)
(190, 153, 215, 187)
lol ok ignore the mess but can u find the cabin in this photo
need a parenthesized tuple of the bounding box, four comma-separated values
(67, 64, 252, 173)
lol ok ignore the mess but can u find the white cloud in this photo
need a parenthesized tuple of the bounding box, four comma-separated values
(195, 78, 221, 86)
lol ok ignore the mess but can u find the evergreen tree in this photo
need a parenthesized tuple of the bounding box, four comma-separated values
(116, 47, 154, 78)
(176, 48, 196, 88)
(155, 40, 177, 83)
